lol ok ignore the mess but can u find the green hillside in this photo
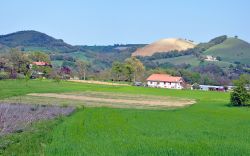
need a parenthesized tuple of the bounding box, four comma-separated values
(142, 36, 250, 70)
(0, 31, 145, 71)
(204, 38, 250, 64)
(154, 55, 200, 66)
(1, 31, 249, 75)
(0, 30, 77, 53)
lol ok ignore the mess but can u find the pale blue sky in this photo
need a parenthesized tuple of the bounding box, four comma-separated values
(0, 0, 249, 45)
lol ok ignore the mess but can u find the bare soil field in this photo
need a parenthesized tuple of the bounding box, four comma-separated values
(0, 91, 196, 109)
(0, 103, 75, 136)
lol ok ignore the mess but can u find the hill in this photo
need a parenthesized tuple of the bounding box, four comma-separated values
(140, 36, 250, 67)
(0, 43, 10, 53)
(203, 38, 250, 65)
(1, 31, 249, 73)
(0, 30, 146, 71)
(132, 38, 196, 56)
(0, 30, 77, 53)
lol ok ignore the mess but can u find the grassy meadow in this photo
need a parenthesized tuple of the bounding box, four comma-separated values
(154, 55, 201, 66)
(0, 80, 250, 155)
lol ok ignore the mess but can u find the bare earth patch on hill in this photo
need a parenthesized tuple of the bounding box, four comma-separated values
(132, 38, 196, 56)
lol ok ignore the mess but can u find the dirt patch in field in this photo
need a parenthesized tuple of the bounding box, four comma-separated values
(25, 92, 195, 109)
(68, 80, 130, 86)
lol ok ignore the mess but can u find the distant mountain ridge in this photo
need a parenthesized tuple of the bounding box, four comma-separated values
(0, 30, 250, 69)
(0, 30, 77, 53)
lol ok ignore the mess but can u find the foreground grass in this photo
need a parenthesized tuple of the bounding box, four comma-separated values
(0, 80, 250, 155)
(0, 119, 59, 155)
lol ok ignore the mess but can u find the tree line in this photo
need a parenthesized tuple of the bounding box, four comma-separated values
(111, 57, 145, 82)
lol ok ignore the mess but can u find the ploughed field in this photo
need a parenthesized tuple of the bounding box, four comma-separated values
(0, 80, 250, 155)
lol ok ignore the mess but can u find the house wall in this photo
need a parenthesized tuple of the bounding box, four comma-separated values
(147, 81, 183, 89)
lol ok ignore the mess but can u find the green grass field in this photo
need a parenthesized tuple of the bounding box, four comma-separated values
(0, 80, 250, 155)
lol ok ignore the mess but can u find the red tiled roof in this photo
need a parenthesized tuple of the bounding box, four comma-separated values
(32, 62, 50, 66)
(147, 74, 183, 82)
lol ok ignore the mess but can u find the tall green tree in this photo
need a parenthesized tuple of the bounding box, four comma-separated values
(125, 57, 145, 82)
(123, 63, 134, 82)
(29, 51, 50, 63)
(111, 61, 124, 81)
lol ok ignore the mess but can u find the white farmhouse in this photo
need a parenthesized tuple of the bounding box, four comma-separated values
(147, 74, 185, 89)
(205, 55, 217, 61)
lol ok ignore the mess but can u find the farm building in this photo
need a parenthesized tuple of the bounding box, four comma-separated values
(30, 61, 52, 78)
(31, 61, 51, 67)
(147, 74, 185, 89)
(193, 85, 235, 92)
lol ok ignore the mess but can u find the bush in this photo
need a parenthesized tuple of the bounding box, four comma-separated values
(0, 72, 9, 80)
(230, 86, 250, 106)
(230, 75, 250, 106)
(192, 83, 200, 90)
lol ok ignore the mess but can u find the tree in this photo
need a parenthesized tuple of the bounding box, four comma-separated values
(8, 49, 31, 75)
(125, 57, 145, 82)
(111, 61, 124, 81)
(25, 72, 31, 86)
(29, 51, 50, 63)
(230, 75, 250, 106)
(192, 83, 200, 90)
(179, 70, 200, 84)
(76, 60, 90, 80)
(123, 63, 134, 82)
(60, 66, 71, 79)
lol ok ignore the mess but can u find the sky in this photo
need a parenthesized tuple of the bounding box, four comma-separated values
(0, 0, 250, 45)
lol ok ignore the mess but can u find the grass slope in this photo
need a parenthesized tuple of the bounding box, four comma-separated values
(0, 80, 250, 155)
(204, 38, 250, 64)
(154, 55, 201, 66)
